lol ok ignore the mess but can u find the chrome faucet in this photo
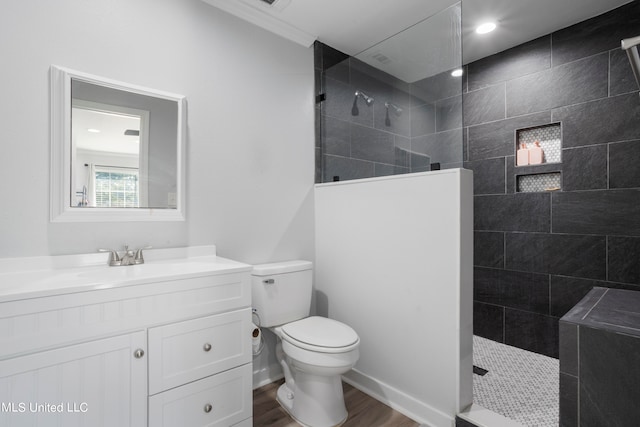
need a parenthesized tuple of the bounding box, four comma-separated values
(99, 245, 152, 266)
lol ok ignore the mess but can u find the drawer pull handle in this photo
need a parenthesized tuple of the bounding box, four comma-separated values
(203, 343, 212, 352)
(263, 279, 275, 284)
(133, 349, 145, 359)
(204, 403, 213, 413)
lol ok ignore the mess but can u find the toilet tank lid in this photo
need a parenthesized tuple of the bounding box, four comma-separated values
(252, 260, 312, 276)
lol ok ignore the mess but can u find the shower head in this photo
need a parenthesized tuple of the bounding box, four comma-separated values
(385, 102, 403, 115)
(355, 91, 374, 105)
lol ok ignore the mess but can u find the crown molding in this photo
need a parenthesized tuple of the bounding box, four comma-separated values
(202, 0, 316, 47)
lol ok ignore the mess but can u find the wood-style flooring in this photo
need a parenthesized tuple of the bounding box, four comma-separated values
(253, 380, 421, 427)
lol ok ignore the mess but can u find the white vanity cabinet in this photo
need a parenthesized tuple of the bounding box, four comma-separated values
(0, 250, 253, 427)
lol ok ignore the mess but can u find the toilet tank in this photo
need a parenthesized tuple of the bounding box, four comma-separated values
(251, 260, 313, 327)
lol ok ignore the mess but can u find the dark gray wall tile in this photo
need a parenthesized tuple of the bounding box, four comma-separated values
(323, 155, 374, 182)
(474, 301, 504, 342)
(412, 69, 463, 105)
(505, 233, 606, 279)
(456, 416, 480, 427)
(436, 95, 462, 132)
(374, 164, 409, 177)
(475, 193, 550, 232)
(559, 373, 578, 427)
(504, 308, 559, 357)
(465, 157, 506, 195)
(323, 76, 374, 127)
(410, 151, 431, 171)
(506, 68, 554, 116)
(463, 127, 469, 162)
(468, 36, 551, 91)
(350, 124, 395, 164)
(552, 52, 609, 109)
(315, 147, 322, 183)
(552, 92, 640, 148)
(410, 102, 436, 137)
(321, 115, 350, 157)
(474, 267, 550, 314)
(562, 145, 608, 191)
(608, 236, 640, 284)
(552, 189, 640, 235)
(550, 276, 608, 317)
(552, 1, 640, 66)
(394, 135, 410, 168)
(374, 102, 411, 137)
(411, 129, 463, 166)
(610, 48, 640, 96)
(474, 231, 505, 268)
(580, 325, 640, 426)
(319, 43, 349, 72)
(463, 84, 505, 127)
(351, 58, 410, 99)
(315, 105, 321, 148)
(609, 140, 640, 188)
(559, 322, 578, 376)
(468, 112, 551, 161)
(507, 53, 608, 117)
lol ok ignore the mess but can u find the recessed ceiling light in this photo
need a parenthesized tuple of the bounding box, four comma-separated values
(451, 68, 464, 77)
(87, 128, 101, 133)
(476, 22, 497, 34)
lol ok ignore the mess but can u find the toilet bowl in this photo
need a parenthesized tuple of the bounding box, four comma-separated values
(251, 261, 360, 427)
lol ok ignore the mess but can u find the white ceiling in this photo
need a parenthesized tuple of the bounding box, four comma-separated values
(202, 0, 633, 65)
(73, 108, 140, 155)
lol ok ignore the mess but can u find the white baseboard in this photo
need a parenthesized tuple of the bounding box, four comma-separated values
(252, 363, 283, 390)
(343, 369, 454, 427)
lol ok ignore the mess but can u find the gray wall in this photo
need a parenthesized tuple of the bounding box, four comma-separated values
(465, 0, 640, 357)
(0, 0, 315, 265)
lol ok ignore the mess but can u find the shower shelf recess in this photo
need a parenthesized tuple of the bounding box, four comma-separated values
(515, 122, 562, 167)
(514, 122, 562, 192)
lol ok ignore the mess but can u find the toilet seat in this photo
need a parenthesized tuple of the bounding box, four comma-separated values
(281, 316, 359, 353)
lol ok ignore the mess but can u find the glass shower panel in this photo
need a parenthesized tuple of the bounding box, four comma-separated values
(315, 3, 463, 183)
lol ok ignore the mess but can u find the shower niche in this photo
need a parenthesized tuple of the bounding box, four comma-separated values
(515, 123, 562, 167)
(514, 122, 563, 193)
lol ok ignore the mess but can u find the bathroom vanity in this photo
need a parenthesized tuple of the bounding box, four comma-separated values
(0, 246, 252, 427)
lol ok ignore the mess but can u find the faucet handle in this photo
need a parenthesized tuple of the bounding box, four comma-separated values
(134, 246, 152, 263)
(98, 248, 121, 266)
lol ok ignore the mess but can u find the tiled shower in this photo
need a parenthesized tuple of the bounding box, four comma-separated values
(467, 0, 640, 358)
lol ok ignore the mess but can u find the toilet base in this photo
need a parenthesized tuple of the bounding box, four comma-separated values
(276, 375, 348, 427)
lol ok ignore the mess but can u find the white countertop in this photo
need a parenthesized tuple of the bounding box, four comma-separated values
(0, 246, 251, 303)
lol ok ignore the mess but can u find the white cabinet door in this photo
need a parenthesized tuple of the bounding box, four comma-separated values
(0, 331, 147, 427)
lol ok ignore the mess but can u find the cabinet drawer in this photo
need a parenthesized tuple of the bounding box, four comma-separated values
(148, 308, 251, 394)
(148, 364, 252, 427)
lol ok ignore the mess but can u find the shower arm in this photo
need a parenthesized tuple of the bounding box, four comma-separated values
(621, 35, 640, 88)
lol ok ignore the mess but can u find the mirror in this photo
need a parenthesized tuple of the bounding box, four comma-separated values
(50, 66, 186, 222)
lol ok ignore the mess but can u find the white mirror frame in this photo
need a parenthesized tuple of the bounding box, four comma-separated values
(50, 65, 186, 222)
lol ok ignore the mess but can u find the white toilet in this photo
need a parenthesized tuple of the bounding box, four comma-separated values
(252, 260, 360, 427)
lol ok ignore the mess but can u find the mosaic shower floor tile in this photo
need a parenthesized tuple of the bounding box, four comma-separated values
(473, 336, 559, 427)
